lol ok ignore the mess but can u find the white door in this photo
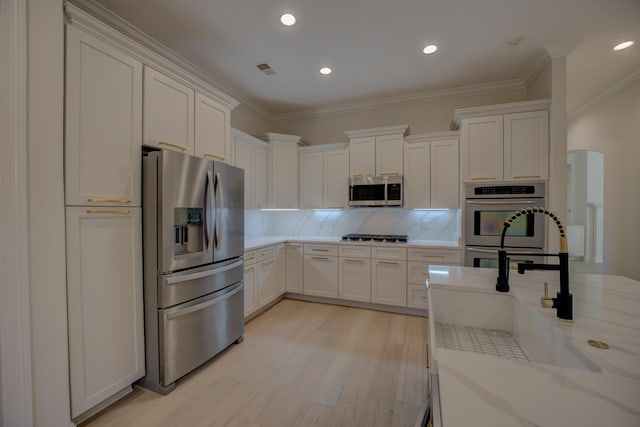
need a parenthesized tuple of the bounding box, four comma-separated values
(285, 243, 304, 293)
(243, 263, 257, 317)
(349, 136, 375, 177)
(403, 141, 430, 209)
(65, 25, 142, 207)
(303, 255, 338, 298)
(371, 259, 407, 307)
(66, 207, 144, 417)
(323, 149, 349, 208)
(504, 110, 549, 181)
(143, 67, 194, 153)
(430, 138, 459, 209)
(299, 151, 324, 208)
(338, 257, 371, 302)
(461, 115, 503, 182)
(375, 134, 404, 176)
(194, 92, 230, 162)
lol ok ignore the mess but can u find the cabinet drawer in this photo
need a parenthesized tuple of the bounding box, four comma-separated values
(244, 250, 256, 265)
(256, 246, 276, 262)
(407, 261, 431, 285)
(407, 284, 429, 310)
(407, 248, 459, 264)
(304, 243, 338, 257)
(371, 246, 407, 260)
(339, 245, 371, 258)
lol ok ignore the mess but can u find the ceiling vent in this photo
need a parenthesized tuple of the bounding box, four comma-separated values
(257, 63, 276, 76)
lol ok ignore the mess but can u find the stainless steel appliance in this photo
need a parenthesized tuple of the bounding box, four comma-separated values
(139, 149, 244, 394)
(464, 182, 546, 267)
(349, 175, 403, 207)
(342, 233, 408, 243)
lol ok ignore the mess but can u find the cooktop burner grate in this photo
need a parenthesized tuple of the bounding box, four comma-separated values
(341, 234, 408, 243)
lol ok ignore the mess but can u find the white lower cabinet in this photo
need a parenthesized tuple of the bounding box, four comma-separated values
(303, 244, 338, 298)
(65, 207, 144, 418)
(285, 243, 304, 293)
(338, 257, 371, 303)
(371, 247, 407, 307)
(407, 247, 461, 310)
(275, 244, 286, 295)
(257, 254, 278, 307)
(243, 250, 257, 317)
(407, 284, 429, 310)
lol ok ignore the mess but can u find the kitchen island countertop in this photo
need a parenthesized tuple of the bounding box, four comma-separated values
(427, 266, 640, 426)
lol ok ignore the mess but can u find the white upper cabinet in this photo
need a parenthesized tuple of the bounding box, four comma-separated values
(503, 110, 549, 181)
(194, 92, 231, 162)
(404, 132, 460, 209)
(454, 100, 550, 183)
(346, 125, 408, 178)
(233, 128, 268, 209)
(323, 148, 349, 208)
(265, 133, 302, 209)
(254, 145, 268, 208)
(65, 25, 142, 207)
(299, 144, 349, 209)
(143, 67, 194, 153)
(299, 151, 324, 209)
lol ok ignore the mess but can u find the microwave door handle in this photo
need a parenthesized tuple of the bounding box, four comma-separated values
(467, 247, 541, 255)
(214, 172, 223, 251)
(206, 170, 214, 252)
(466, 200, 539, 205)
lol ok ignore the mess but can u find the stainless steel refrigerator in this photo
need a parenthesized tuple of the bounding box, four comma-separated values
(139, 149, 244, 394)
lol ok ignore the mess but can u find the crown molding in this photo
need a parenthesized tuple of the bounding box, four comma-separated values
(273, 79, 525, 121)
(522, 52, 550, 88)
(345, 124, 409, 138)
(65, 0, 250, 111)
(299, 143, 349, 152)
(450, 98, 551, 130)
(231, 128, 269, 148)
(258, 132, 306, 145)
(568, 67, 640, 121)
(405, 130, 460, 143)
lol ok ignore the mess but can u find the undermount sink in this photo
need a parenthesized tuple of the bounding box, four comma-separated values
(429, 288, 600, 372)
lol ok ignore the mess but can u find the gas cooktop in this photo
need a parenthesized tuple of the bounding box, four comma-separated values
(341, 234, 408, 243)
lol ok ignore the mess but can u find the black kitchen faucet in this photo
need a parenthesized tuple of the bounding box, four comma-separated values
(496, 207, 573, 323)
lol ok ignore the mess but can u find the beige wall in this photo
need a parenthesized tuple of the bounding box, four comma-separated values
(270, 88, 527, 145)
(230, 102, 272, 136)
(568, 77, 640, 280)
(527, 60, 552, 100)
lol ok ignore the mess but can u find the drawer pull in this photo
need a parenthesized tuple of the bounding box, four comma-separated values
(377, 261, 400, 265)
(380, 172, 400, 176)
(471, 177, 496, 181)
(343, 259, 365, 263)
(85, 209, 130, 214)
(311, 248, 330, 252)
(423, 254, 445, 259)
(87, 198, 131, 204)
(243, 266, 255, 272)
(311, 256, 330, 261)
(513, 175, 541, 180)
(422, 296, 428, 300)
(204, 153, 225, 161)
(287, 244, 302, 248)
(158, 141, 188, 151)
(261, 260, 274, 267)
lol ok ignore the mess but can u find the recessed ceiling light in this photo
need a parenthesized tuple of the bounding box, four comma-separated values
(613, 40, 634, 51)
(423, 45, 438, 55)
(320, 67, 332, 75)
(280, 13, 296, 26)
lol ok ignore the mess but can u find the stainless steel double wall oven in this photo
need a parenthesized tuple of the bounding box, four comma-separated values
(464, 182, 547, 268)
(140, 149, 244, 394)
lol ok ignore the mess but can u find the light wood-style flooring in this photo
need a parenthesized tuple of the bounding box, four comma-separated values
(83, 299, 429, 427)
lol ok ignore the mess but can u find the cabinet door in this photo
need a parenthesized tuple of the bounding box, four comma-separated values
(143, 67, 194, 153)
(286, 243, 304, 293)
(254, 145, 268, 209)
(324, 149, 349, 208)
(407, 284, 429, 310)
(194, 92, 230, 162)
(504, 110, 549, 181)
(275, 244, 287, 296)
(349, 136, 375, 177)
(371, 259, 407, 307)
(430, 138, 460, 209)
(257, 257, 277, 306)
(403, 142, 430, 209)
(299, 151, 324, 209)
(65, 26, 142, 207)
(375, 134, 404, 176)
(303, 255, 338, 298)
(269, 141, 299, 208)
(234, 138, 255, 208)
(243, 263, 257, 317)
(338, 257, 371, 302)
(66, 207, 144, 417)
(461, 115, 503, 182)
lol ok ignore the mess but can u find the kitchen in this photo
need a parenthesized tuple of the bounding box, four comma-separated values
(2, 0, 640, 426)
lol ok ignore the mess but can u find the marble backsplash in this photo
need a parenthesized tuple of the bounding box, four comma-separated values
(245, 208, 460, 243)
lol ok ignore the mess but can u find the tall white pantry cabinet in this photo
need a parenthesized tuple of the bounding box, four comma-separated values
(64, 24, 144, 419)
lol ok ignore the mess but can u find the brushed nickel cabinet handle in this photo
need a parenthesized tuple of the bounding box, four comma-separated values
(380, 172, 400, 176)
(85, 209, 130, 214)
(471, 177, 497, 181)
(261, 260, 275, 267)
(343, 259, 365, 263)
(311, 256, 330, 261)
(512, 175, 541, 179)
(204, 153, 225, 161)
(244, 266, 255, 273)
(87, 198, 131, 204)
(421, 296, 428, 300)
(311, 248, 330, 252)
(423, 254, 445, 259)
(377, 261, 400, 265)
(158, 141, 188, 151)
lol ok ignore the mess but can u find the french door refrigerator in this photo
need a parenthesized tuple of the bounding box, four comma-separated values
(140, 149, 244, 394)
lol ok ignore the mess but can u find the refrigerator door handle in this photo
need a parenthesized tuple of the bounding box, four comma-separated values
(165, 282, 243, 320)
(214, 172, 223, 251)
(164, 259, 244, 285)
(206, 170, 215, 252)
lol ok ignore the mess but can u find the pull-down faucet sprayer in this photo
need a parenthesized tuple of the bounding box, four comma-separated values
(496, 207, 573, 323)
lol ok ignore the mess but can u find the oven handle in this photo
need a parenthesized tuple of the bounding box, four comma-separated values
(466, 200, 542, 205)
(165, 259, 243, 285)
(165, 281, 243, 320)
(466, 247, 541, 255)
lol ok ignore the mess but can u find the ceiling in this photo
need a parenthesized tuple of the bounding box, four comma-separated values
(93, 0, 640, 117)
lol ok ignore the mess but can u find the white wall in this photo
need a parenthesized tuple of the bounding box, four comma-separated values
(568, 77, 640, 280)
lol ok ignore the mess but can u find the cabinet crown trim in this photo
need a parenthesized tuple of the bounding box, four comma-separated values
(405, 131, 460, 143)
(259, 132, 306, 145)
(299, 143, 349, 153)
(231, 128, 268, 148)
(450, 99, 550, 130)
(345, 125, 409, 138)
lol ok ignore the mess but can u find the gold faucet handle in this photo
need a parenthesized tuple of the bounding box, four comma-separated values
(541, 282, 554, 309)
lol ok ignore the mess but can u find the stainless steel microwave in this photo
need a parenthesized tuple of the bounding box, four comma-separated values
(348, 175, 403, 207)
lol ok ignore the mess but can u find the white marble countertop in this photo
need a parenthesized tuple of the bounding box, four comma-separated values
(427, 266, 640, 426)
(244, 236, 460, 251)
